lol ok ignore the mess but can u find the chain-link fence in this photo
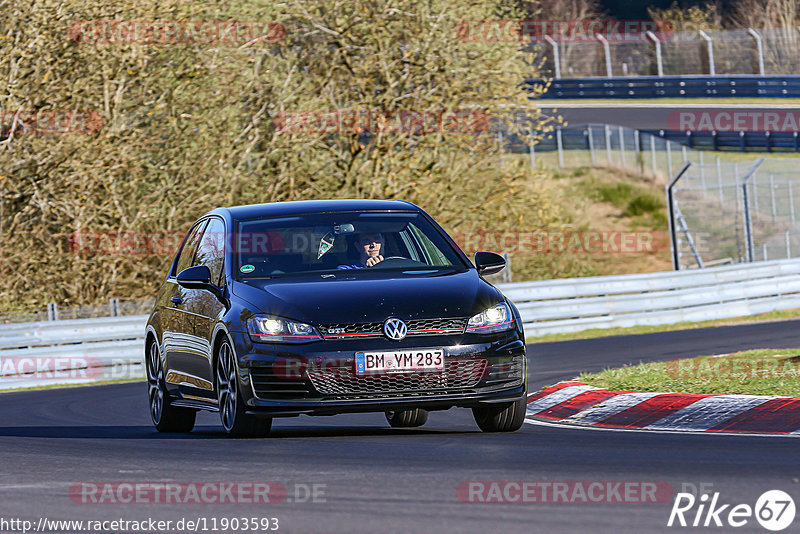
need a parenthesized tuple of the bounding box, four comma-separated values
(498, 122, 799, 270)
(537, 28, 800, 78)
(671, 157, 800, 269)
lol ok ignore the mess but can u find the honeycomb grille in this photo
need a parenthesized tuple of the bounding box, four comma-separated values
(307, 357, 488, 397)
(319, 318, 467, 339)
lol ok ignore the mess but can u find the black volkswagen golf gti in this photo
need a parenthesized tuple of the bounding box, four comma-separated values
(145, 199, 527, 437)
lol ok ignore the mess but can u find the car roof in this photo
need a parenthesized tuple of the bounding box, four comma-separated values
(206, 199, 421, 221)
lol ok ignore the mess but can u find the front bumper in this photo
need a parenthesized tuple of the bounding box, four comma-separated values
(230, 330, 527, 416)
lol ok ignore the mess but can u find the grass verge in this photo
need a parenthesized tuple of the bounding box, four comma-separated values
(579, 349, 800, 397)
(526, 307, 800, 344)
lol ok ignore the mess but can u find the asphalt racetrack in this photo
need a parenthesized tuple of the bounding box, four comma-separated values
(3, 319, 800, 533)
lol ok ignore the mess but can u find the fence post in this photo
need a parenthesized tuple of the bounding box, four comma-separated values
(497, 131, 504, 169)
(605, 124, 612, 165)
(769, 173, 777, 223)
(596, 34, 613, 77)
(47, 302, 58, 321)
(787, 230, 792, 259)
(528, 130, 535, 169)
(716, 156, 724, 204)
(109, 298, 120, 317)
(646, 31, 663, 77)
(747, 28, 765, 75)
(666, 139, 673, 177)
(619, 126, 627, 168)
(763, 243, 768, 261)
(587, 126, 596, 166)
(544, 35, 561, 79)
(752, 171, 759, 215)
(650, 135, 657, 176)
(740, 158, 766, 263)
(501, 252, 512, 283)
(699, 151, 706, 189)
(791, 181, 796, 222)
(556, 126, 564, 168)
(698, 30, 715, 76)
(667, 161, 692, 270)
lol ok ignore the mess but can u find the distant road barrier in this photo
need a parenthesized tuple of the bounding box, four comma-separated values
(3, 259, 800, 390)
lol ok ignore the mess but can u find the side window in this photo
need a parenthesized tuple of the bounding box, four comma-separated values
(194, 218, 226, 285)
(409, 223, 449, 266)
(173, 220, 208, 276)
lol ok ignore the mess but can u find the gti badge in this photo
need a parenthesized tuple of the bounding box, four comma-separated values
(383, 318, 407, 341)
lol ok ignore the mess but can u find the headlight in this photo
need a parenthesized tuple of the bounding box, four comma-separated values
(248, 315, 322, 343)
(466, 303, 515, 334)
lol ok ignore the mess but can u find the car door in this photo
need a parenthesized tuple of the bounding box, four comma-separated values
(180, 216, 227, 399)
(162, 219, 208, 397)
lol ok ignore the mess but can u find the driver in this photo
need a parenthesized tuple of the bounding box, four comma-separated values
(338, 232, 385, 269)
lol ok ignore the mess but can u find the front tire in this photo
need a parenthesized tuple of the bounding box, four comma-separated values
(385, 408, 428, 428)
(472, 398, 526, 432)
(216, 339, 272, 438)
(146, 340, 196, 433)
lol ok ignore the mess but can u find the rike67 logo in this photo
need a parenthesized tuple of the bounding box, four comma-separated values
(668, 490, 795, 531)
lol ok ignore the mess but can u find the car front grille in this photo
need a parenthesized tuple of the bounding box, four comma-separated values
(306, 356, 489, 397)
(250, 368, 312, 400)
(319, 318, 468, 339)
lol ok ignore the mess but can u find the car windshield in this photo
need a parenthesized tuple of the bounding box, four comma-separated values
(235, 211, 467, 278)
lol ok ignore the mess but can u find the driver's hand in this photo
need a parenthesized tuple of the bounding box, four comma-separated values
(365, 255, 384, 267)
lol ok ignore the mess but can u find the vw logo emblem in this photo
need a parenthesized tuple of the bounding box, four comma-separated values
(383, 318, 407, 341)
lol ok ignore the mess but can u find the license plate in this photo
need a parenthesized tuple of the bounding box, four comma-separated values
(355, 349, 444, 375)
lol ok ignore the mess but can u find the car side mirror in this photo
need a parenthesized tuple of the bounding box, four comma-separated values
(474, 251, 506, 276)
(177, 265, 212, 288)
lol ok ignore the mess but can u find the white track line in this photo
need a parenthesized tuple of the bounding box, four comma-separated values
(524, 417, 800, 438)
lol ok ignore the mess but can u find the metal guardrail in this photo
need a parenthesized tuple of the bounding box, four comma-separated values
(531, 75, 800, 99)
(498, 258, 800, 336)
(3, 259, 800, 389)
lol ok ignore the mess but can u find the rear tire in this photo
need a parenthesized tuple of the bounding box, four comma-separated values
(217, 339, 272, 438)
(385, 408, 428, 428)
(472, 398, 526, 433)
(146, 340, 196, 433)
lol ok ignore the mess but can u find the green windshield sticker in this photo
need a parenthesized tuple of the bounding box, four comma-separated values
(240, 264, 255, 273)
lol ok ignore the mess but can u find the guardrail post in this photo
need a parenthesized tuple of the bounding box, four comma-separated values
(667, 161, 692, 270)
(646, 31, 663, 77)
(747, 28, 765, 75)
(740, 158, 766, 263)
(544, 35, 561, 79)
(596, 34, 613, 77)
(109, 298, 120, 317)
(47, 302, 58, 321)
(698, 30, 716, 76)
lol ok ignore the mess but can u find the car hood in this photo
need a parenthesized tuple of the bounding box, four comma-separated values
(231, 270, 503, 324)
